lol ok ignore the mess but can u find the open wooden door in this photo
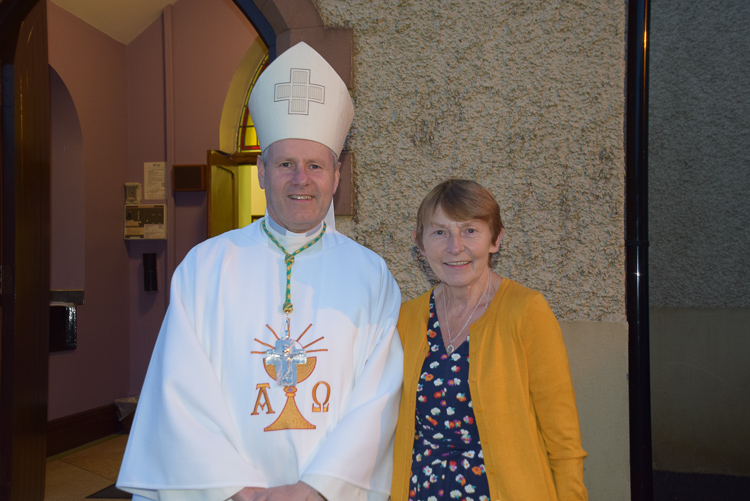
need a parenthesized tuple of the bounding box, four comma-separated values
(207, 150, 241, 238)
(0, 0, 51, 499)
(206, 150, 265, 238)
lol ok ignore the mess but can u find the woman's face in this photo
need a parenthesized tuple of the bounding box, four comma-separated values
(419, 205, 502, 289)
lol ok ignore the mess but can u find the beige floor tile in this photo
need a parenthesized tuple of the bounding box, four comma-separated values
(60, 434, 129, 482)
(45, 460, 113, 501)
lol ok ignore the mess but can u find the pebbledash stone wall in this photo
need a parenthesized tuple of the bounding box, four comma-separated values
(305, 4, 632, 497)
(318, 0, 627, 322)
(649, 0, 750, 310)
(648, 0, 750, 476)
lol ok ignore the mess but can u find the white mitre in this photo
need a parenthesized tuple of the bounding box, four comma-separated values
(248, 42, 354, 156)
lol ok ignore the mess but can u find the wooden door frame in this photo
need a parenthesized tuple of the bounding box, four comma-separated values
(0, 0, 51, 499)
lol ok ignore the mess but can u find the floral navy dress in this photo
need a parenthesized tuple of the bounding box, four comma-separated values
(409, 291, 491, 501)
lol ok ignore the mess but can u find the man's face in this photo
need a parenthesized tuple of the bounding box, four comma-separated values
(258, 138, 340, 233)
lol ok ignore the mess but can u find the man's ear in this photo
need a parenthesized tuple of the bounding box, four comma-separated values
(257, 154, 266, 190)
(333, 161, 341, 194)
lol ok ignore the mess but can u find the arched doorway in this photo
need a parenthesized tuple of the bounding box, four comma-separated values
(231, 0, 352, 88)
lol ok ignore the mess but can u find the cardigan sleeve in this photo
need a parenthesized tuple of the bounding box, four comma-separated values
(521, 292, 588, 501)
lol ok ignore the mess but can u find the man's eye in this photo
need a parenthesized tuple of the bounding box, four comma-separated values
(280, 162, 291, 167)
(310, 164, 321, 169)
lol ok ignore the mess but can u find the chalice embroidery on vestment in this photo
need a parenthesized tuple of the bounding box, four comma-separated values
(252, 322, 327, 431)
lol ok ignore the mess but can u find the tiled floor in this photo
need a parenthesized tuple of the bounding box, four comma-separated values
(44, 437, 750, 501)
(45, 434, 130, 500)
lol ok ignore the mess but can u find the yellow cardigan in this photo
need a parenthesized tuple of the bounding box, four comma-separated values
(391, 279, 588, 501)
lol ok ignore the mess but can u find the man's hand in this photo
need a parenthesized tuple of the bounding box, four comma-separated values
(232, 487, 264, 501)
(248, 481, 325, 501)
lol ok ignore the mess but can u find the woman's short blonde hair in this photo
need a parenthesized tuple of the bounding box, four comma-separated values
(415, 179, 504, 253)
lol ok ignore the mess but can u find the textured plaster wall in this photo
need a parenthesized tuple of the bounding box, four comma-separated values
(648, 0, 750, 475)
(308, 3, 630, 492)
(317, 0, 627, 322)
(649, 0, 750, 309)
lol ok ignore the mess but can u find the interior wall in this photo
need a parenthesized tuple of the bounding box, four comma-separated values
(47, 0, 258, 416)
(125, 16, 169, 395)
(50, 67, 85, 291)
(649, 0, 750, 476)
(47, 1, 131, 419)
(125, 0, 258, 392)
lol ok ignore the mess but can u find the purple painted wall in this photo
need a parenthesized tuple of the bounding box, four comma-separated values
(125, 17, 170, 395)
(50, 67, 85, 291)
(47, 2, 131, 419)
(125, 0, 258, 392)
(46, 0, 258, 418)
(170, 0, 258, 264)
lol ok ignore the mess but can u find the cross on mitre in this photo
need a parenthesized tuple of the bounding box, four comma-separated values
(274, 68, 325, 115)
(265, 338, 307, 387)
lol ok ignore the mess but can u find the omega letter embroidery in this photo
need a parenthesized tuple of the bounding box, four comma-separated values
(312, 381, 330, 412)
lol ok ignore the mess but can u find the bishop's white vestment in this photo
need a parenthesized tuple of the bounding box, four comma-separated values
(116, 218, 403, 501)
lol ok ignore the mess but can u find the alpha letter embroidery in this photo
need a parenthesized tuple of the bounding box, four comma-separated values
(251, 383, 275, 415)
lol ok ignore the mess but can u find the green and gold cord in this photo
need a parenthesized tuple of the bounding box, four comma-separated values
(262, 220, 326, 314)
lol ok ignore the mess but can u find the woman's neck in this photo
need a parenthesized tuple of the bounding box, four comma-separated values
(442, 269, 494, 311)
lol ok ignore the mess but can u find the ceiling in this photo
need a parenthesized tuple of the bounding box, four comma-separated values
(50, 0, 179, 45)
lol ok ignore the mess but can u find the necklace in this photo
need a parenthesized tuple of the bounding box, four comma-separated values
(442, 274, 492, 355)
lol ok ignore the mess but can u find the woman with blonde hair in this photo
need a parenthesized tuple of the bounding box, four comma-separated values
(391, 179, 587, 501)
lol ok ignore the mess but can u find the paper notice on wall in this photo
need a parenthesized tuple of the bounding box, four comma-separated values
(144, 162, 166, 200)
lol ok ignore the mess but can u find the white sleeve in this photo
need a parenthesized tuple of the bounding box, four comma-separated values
(128, 487, 242, 501)
(117, 254, 266, 501)
(299, 265, 404, 500)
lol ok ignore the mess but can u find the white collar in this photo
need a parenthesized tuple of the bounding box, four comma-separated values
(265, 211, 323, 237)
(263, 211, 327, 254)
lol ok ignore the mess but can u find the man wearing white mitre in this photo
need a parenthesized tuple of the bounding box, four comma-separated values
(117, 42, 403, 501)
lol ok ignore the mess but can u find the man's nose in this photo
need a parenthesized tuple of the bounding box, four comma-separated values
(292, 165, 309, 183)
